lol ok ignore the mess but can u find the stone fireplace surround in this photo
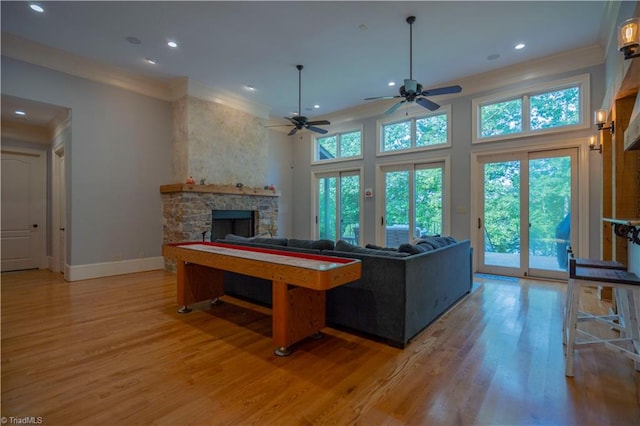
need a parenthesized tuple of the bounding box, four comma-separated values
(161, 183, 279, 270)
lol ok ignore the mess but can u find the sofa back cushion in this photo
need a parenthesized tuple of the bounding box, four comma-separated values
(288, 238, 335, 250)
(335, 240, 410, 257)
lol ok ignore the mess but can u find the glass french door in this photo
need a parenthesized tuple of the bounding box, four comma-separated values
(381, 162, 444, 247)
(478, 148, 577, 280)
(316, 171, 361, 244)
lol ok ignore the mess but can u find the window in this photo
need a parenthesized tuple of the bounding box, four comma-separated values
(314, 129, 362, 162)
(379, 106, 451, 154)
(473, 74, 589, 143)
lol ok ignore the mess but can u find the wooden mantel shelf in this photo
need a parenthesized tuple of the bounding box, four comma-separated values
(160, 183, 280, 197)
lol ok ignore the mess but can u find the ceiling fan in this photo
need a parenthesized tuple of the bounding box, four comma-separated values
(275, 65, 331, 136)
(365, 16, 462, 115)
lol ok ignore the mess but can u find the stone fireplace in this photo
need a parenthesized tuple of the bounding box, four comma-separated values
(161, 183, 278, 270)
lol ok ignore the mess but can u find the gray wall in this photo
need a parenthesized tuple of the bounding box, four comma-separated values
(2, 56, 173, 266)
(290, 64, 605, 261)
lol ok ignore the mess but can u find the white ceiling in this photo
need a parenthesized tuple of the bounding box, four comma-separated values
(1, 1, 611, 127)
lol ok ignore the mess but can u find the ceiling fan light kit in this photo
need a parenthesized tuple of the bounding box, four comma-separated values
(365, 16, 462, 114)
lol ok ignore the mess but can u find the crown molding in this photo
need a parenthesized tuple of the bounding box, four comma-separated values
(1, 33, 175, 101)
(186, 80, 271, 119)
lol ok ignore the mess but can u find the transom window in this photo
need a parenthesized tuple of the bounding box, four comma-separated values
(314, 129, 362, 162)
(378, 106, 451, 154)
(473, 74, 589, 143)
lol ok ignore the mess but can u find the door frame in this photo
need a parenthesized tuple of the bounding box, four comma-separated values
(470, 137, 591, 276)
(375, 155, 450, 246)
(311, 166, 364, 243)
(52, 144, 66, 275)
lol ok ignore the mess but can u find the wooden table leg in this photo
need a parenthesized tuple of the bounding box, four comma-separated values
(272, 280, 326, 356)
(176, 262, 225, 314)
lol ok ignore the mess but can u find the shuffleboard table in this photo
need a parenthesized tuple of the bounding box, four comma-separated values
(162, 242, 361, 356)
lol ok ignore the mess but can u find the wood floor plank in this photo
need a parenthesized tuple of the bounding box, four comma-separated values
(1, 270, 639, 425)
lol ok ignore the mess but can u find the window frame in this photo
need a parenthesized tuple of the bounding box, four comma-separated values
(471, 74, 590, 144)
(376, 104, 452, 157)
(311, 167, 364, 244)
(311, 125, 364, 164)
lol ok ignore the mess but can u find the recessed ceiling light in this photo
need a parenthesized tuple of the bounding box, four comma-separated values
(29, 3, 44, 13)
(126, 36, 142, 45)
(359, 24, 368, 31)
(145, 57, 157, 65)
(313, 105, 320, 109)
(245, 85, 256, 91)
(167, 41, 178, 48)
(388, 81, 396, 87)
(15, 110, 26, 116)
(515, 43, 525, 50)
(487, 53, 500, 61)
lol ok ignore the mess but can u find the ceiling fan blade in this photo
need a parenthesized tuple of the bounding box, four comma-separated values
(288, 127, 298, 136)
(283, 116, 296, 123)
(307, 125, 328, 134)
(306, 120, 330, 126)
(365, 95, 401, 101)
(416, 97, 440, 111)
(385, 100, 406, 115)
(421, 85, 462, 96)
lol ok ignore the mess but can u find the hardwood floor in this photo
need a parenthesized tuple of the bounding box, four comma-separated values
(1, 269, 639, 425)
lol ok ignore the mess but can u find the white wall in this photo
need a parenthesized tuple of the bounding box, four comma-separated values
(2, 57, 173, 274)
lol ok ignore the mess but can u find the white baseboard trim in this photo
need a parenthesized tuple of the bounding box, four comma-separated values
(66, 256, 165, 282)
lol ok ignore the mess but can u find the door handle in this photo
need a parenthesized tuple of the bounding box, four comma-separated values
(59, 228, 65, 231)
(478, 218, 482, 229)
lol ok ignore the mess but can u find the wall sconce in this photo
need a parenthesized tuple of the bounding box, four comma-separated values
(588, 134, 601, 154)
(594, 109, 615, 134)
(618, 17, 640, 59)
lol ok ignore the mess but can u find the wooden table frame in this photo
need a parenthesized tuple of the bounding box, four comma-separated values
(163, 242, 361, 356)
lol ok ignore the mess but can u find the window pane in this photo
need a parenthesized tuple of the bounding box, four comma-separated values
(530, 86, 580, 130)
(416, 114, 447, 146)
(385, 170, 410, 247)
(340, 174, 360, 243)
(480, 99, 522, 137)
(317, 136, 337, 160)
(383, 121, 411, 151)
(318, 177, 337, 241)
(340, 131, 361, 157)
(415, 167, 443, 236)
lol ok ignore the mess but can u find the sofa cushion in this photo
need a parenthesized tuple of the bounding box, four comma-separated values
(288, 238, 335, 251)
(335, 240, 410, 257)
(365, 243, 399, 252)
(417, 236, 457, 248)
(398, 243, 431, 255)
(251, 237, 288, 246)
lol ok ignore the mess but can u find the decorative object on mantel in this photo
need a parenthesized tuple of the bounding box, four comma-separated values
(236, 182, 243, 188)
(186, 176, 195, 184)
(200, 178, 206, 185)
(603, 218, 640, 245)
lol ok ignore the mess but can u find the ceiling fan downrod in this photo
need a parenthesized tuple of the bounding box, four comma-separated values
(407, 16, 415, 80)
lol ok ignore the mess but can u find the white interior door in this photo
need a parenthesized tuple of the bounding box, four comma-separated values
(1, 149, 46, 271)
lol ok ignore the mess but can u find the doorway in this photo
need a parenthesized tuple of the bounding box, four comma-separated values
(476, 148, 578, 280)
(1, 148, 47, 271)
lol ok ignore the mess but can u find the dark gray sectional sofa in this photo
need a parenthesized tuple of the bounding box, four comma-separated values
(216, 235, 472, 348)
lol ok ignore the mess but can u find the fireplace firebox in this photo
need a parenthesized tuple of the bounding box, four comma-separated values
(211, 210, 257, 241)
